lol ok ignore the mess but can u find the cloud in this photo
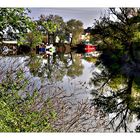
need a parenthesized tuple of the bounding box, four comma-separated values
(28, 8, 107, 28)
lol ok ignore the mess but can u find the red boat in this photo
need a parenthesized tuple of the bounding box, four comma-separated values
(84, 44, 96, 53)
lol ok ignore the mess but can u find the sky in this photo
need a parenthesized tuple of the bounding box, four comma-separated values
(28, 8, 107, 29)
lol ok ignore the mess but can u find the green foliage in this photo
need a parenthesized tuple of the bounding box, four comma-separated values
(92, 8, 140, 52)
(42, 21, 58, 34)
(0, 70, 57, 132)
(0, 8, 32, 41)
(19, 21, 43, 48)
(108, 75, 127, 90)
(37, 14, 67, 44)
(38, 14, 65, 35)
(66, 19, 84, 45)
(132, 31, 140, 42)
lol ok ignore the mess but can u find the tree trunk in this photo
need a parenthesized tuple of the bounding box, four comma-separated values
(127, 76, 134, 95)
(128, 42, 135, 61)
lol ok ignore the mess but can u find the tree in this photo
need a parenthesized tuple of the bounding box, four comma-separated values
(0, 8, 32, 42)
(90, 8, 140, 132)
(66, 19, 84, 45)
(38, 14, 66, 44)
(20, 22, 43, 49)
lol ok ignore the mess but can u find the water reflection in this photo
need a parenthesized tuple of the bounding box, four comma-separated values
(90, 49, 140, 132)
(0, 52, 100, 132)
(27, 53, 84, 80)
(3, 48, 140, 132)
(27, 52, 94, 100)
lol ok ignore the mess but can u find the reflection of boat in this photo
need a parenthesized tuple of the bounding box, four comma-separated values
(83, 51, 101, 58)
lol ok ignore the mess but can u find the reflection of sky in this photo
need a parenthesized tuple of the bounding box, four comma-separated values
(28, 8, 106, 28)
(58, 59, 95, 101)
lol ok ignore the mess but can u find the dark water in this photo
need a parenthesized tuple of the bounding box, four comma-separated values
(0, 52, 140, 132)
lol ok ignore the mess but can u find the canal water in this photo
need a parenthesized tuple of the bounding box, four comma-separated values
(0, 52, 140, 132)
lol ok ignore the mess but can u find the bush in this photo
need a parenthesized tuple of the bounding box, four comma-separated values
(0, 70, 57, 132)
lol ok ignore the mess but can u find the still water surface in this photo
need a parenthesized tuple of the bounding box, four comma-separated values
(0, 53, 139, 132)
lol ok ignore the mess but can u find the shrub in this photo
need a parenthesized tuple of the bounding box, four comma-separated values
(0, 70, 57, 132)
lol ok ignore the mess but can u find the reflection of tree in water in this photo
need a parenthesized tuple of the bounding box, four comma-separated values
(0, 57, 102, 132)
(67, 54, 84, 78)
(27, 54, 67, 81)
(28, 52, 84, 82)
(90, 8, 140, 132)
